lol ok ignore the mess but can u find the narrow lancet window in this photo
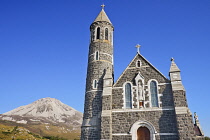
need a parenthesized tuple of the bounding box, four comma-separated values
(93, 80, 97, 89)
(150, 81, 158, 107)
(105, 28, 108, 40)
(95, 51, 99, 60)
(137, 60, 141, 67)
(125, 83, 132, 108)
(96, 27, 100, 39)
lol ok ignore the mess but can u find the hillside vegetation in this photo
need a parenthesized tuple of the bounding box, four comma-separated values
(0, 121, 80, 140)
(0, 123, 47, 140)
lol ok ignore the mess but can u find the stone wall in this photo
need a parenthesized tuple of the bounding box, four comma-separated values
(88, 42, 113, 57)
(102, 95, 111, 110)
(112, 135, 132, 140)
(155, 135, 179, 140)
(173, 90, 188, 107)
(172, 90, 200, 139)
(159, 84, 174, 107)
(112, 88, 123, 109)
(112, 110, 177, 134)
(176, 113, 196, 139)
(83, 91, 102, 119)
(101, 116, 112, 139)
(112, 134, 179, 140)
(81, 127, 100, 140)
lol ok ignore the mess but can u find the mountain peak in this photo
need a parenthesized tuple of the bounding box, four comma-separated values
(0, 98, 82, 139)
(3, 97, 82, 123)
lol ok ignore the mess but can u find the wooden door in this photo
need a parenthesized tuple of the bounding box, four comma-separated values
(137, 127, 150, 140)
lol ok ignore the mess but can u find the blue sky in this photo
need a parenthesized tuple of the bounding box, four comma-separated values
(0, 0, 209, 136)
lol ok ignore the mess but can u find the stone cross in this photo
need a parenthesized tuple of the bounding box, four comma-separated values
(135, 44, 141, 54)
(101, 4, 105, 9)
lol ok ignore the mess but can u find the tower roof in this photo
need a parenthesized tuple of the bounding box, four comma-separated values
(94, 8, 112, 23)
(169, 58, 180, 72)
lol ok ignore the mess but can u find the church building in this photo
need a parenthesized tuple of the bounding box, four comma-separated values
(81, 6, 204, 140)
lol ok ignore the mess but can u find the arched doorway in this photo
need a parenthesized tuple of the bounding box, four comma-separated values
(137, 127, 150, 140)
(130, 120, 156, 140)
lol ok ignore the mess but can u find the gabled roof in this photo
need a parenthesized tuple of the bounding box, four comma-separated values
(94, 9, 112, 23)
(137, 53, 168, 79)
(114, 53, 169, 86)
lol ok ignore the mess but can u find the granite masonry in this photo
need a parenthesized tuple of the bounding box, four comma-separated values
(81, 6, 204, 140)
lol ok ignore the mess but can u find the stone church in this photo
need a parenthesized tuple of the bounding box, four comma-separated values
(81, 6, 204, 140)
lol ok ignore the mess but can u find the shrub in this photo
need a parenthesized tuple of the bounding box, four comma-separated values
(205, 136, 210, 140)
(43, 136, 68, 140)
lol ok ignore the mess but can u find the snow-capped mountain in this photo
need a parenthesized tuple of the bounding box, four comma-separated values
(0, 97, 82, 128)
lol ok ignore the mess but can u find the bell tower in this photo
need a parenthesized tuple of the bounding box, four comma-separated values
(81, 5, 114, 140)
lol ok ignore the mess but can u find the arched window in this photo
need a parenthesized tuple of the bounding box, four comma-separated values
(150, 81, 158, 107)
(93, 80, 97, 89)
(95, 51, 99, 60)
(136, 60, 141, 67)
(125, 83, 132, 109)
(96, 27, 100, 39)
(105, 28, 108, 40)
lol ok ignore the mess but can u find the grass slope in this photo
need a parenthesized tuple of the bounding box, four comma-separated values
(0, 124, 47, 140)
(0, 120, 80, 140)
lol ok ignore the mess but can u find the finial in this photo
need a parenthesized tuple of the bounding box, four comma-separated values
(194, 112, 200, 126)
(135, 44, 141, 54)
(101, 4, 105, 9)
(171, 57, 174, 61)
(194, 112, 198, 121)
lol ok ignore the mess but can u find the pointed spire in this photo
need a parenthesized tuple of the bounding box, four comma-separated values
(169, 57, 185, 90)
(170, 57, 180, 72)
(94, 5, 112, 23)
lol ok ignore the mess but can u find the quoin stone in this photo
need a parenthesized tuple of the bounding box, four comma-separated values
(81, 6, 204, 140)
